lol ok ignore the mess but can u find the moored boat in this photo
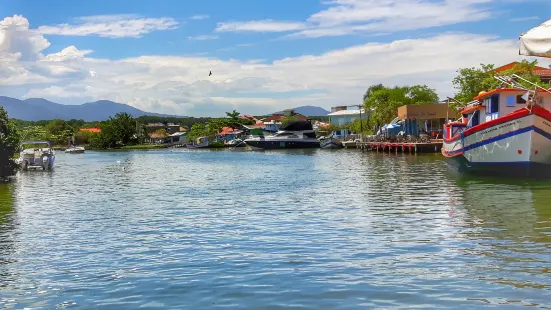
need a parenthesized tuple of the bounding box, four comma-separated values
(65, 146, 85, 154)
(442, 18, 551, 177)
(320, 138, 343, 149)
(16, 141, 56, 170)
(442, 86, 551, 177)
(186, 136, 225, 149)
(244, 120, 320, 150)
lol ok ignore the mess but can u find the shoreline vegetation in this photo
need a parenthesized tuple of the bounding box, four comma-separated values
(0, 60, 546, 179)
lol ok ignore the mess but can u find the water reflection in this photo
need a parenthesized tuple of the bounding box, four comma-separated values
(0, 183, 16, 286)
(450, 174, 551, 295)
(1, 151, 551, 308)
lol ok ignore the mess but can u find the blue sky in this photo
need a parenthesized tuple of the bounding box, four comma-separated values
(0, 0, 550, 116)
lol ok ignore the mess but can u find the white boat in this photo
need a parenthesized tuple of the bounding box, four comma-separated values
(442, 85, 551, 177)
(319, 131, 344, 149)
(65, 146, 85, 154)
(16, 141, 56, 170)
(442, 19, 551, 177)
(320, 138, 343, 149)
(244, 120, 320, 149)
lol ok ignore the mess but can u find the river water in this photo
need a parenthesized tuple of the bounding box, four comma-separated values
(1, 149, 550, 309)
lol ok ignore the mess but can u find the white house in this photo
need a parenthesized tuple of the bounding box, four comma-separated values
(328, 106, 368, 126)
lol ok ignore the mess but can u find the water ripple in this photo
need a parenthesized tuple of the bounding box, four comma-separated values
(0, 150, 550, 309)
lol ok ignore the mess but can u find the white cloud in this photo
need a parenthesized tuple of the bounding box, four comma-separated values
(215, 20, 307, 33)
(37, 14, 179, 38)
(3, 14, 550, 117)
(215, 0, 494, 38)
(190, 15, 210, 20)
(0, 15, 50, 60)
(188, 35, 218, 40)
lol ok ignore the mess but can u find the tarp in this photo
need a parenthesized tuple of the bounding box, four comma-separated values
(520, 19, 551, 58)
(279, 120, 313, 131)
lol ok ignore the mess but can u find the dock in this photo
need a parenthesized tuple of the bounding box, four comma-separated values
(356, 140, 443, 154)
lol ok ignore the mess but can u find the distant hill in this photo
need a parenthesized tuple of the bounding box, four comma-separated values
(0, 96, 183, 121)
(272, 105, 330, 116)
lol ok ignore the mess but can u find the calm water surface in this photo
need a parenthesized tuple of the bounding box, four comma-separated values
(1, 149, 550, 309)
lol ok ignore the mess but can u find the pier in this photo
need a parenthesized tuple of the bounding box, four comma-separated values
(356, 140, 443, 154)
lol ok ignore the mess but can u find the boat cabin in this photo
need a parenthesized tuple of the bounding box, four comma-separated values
(444, 88, 551, 139)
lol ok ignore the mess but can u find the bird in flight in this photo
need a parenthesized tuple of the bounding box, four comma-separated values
(209, 71, 212, 76)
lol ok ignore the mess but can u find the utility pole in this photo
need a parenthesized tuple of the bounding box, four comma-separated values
(346, 104, 363, 133)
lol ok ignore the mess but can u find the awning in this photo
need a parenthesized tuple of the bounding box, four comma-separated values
(520, 19, 551, 58)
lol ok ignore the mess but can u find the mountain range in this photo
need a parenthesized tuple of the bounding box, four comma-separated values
(0, 96, 330, 121)
(0, 96, 180, 121)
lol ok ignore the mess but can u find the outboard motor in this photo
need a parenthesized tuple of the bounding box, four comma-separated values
(42, 154, 50, 170)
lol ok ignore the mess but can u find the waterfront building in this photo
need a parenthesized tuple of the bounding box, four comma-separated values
(327, 106, 368, 126)
(398, 104, 457, 137)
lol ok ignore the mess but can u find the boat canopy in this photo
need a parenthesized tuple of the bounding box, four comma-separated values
(520, 18, 551, 58)
(21, 140, 52, 146)
(279, 120, 313, 131)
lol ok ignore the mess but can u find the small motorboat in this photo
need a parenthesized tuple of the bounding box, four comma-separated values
(186, 137, 225, 149)
(320, 138, 343, 149)
(226, 138, 246, 147)
(65, 146, 85, 154)
(16, 141, 56, 170)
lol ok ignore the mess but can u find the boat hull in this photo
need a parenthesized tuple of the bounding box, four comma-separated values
(320, 139, 343, 149)
(245, 139, 320, 149)
(442, 106, 551, 177)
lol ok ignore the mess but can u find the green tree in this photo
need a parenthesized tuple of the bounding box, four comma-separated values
(225, 110, 240, 129)
(452, 60, 547, 104)
(45, 119, 69, 135)
(363, 83, 385, 102)
(153, 128, 169, 138)
(0, 107, 20, 180)
(45, 119, 74, 145)
(187, 123, 208, 140)
(281, 116, 301, 125)
(110, 113, 136, 145)
(364, 84, 438, 128)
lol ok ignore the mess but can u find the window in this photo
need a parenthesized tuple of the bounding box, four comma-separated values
(485, 95, 499, 114)
(471, 111, 480, 127)
(516, 94, 527, 104)
(275, 132, 293, 137)
(507, 96, 515, 107)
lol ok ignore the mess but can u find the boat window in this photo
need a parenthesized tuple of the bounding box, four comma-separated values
(507, 96, 515, 107)
(304, 132, 316, 138)
(275, 132, 294, 137)
(485, 95, 499, 114)
(471, 111, 480, 127)
(516, 94, 527, 104)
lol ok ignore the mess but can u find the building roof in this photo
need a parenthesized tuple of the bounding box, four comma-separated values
(492, 62, 549, 73)
(327, 109, 365, 116)
(473, 87, 551, 100)
(219, 127, 235, 135)
(149, 132, 168, 139)
(535, 69, 551, 76)
(79, 127, 101, 133)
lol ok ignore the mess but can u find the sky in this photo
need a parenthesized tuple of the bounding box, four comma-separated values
(0, 0, 550, 117)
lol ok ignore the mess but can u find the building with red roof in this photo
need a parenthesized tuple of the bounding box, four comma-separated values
(79, 127, 101, 133)
(492, 62, 551, 85)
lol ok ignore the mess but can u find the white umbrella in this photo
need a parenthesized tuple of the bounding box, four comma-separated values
(520, 19, 551, 58)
